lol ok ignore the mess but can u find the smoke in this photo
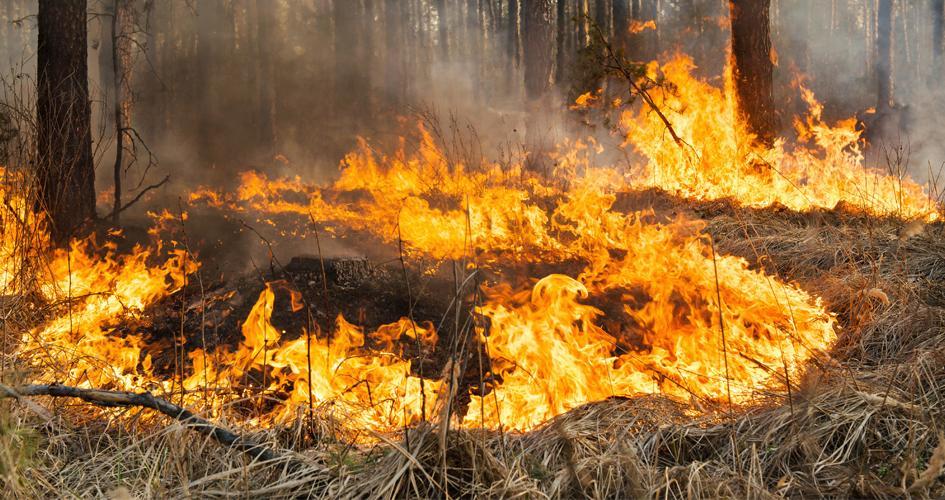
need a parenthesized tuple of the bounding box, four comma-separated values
(3, 0, 944, 268)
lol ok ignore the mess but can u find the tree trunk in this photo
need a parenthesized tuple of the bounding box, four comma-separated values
(612, 0, 629, 51)
(876, 0, 893, 109)
(334, 0, 368, 125)
(555, 0, 567, 85)
(508, 0, 520, 66)
(932, 0, 943, 85)
(436, 0, 449, 59)
(522, 0, 554, 164)
(254, 0, 276, 160)
(110, 0, 125, 223)
(37, 0, 95, 243)
(523, 0, 554, 101)
(385, 0, 406, 106)
(729, 0, 778, 145)
(594, 0, 608, 37)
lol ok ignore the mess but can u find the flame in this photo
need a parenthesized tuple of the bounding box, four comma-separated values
(621, 56, 936, 219)
(629, 20, 657, 34)
(14, 55, 938, 438)
(183, 282, 440, 432)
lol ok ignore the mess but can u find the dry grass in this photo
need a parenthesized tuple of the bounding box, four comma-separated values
(2, 205, 945, 499)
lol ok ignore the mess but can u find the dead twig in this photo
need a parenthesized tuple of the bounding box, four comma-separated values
(0, 382, 284, 463)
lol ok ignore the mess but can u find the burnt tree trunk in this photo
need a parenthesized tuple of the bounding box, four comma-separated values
(876, 0, 893, 109)
(37, 0, 95, 243)
(729, 0, 778, 145)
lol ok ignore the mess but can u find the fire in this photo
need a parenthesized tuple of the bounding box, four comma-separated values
(629, 20, 657, 34)
(621, 56, 936, 219)
(183, 282, 440, 432)
(22, 236, 197, 392)
(12, 55, 936, 438)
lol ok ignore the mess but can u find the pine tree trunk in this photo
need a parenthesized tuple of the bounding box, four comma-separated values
(523, 0, 554, 162)
(334, 0, 368, 125)
(932, 0, 943, 84)
(523, 0, 554, 101)
(877, 0, 893, 109)
(594, 0, 608, 37)
(729, 0, 778, 145)
(436, 0, 449, 59)
(555, 0, 568, 85)
(612, 0, 629, 51)
(254, 0, 276, 160)
(37, 0, 95, 243)
(385, 0, 406, 106)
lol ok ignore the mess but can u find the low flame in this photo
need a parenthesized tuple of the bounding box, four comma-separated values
(12, 55, 934, 438)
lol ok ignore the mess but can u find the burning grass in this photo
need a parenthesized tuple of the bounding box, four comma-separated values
(3, 204, 945, 498)
(3, 58, 945, 498)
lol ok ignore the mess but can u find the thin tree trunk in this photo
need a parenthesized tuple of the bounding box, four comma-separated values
(385, 0, 406, 106)
(555, 0, 567, 84)
(612, 0, 629, 51)
(522, 0, 554, 162)
(254, 0, 275, 160)
(729, 0, 778, 145)
(594, 0, 608, 37)
(110, 0, 125, 223)
(436, 0, 449, 59)
(37, 0, 95, 243)
(523, 0, 554, 101)
(932, 0, 943, 84)
(877, 0, 893, 109)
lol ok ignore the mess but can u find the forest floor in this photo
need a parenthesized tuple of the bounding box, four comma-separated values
(2, 193, 945, 499)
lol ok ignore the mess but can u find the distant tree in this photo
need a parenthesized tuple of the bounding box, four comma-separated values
(523, 0, 554, 101)
(931, 0, 942, 85)
(729, 0, 777, 145)
(36, 0, 95, 243)
(254, 0, 276, 159)
(612, 0, 629, 51)
(555, 0, 567, 84)
(876, 0, 893, 109)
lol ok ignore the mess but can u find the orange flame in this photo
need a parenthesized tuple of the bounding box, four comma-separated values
(15, 55, 935, 438)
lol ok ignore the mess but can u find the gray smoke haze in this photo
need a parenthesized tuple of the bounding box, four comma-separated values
(2, 0, 945, 271)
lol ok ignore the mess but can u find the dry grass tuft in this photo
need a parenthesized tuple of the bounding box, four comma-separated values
(2, 206, 945, 498)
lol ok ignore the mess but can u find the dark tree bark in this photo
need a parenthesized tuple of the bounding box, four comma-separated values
(254, 0, 276, 159)
(334, 0, 369, 125)
(110, 0, 124, 223)
(594, 0, 609, 37)
(555, 0, 567, 84)
(729, 0, 778, 145)
(37, 0, 95, 243)
(385, 0, 406, 106)
(612, 0, 629, 51)
(196, 0, 220, 168)
(508, 0, 520, 68)
(523, 0, 554, 101)
(876, 0, 893, 109)
(931, 0, 943, 85)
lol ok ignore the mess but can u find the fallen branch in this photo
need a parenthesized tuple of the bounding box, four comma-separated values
(0, 383, 281, 462)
